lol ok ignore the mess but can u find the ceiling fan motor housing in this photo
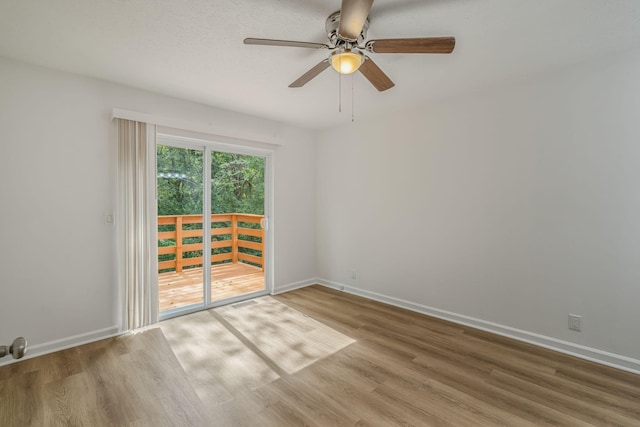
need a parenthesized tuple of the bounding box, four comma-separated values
(326, 11, 369, 47)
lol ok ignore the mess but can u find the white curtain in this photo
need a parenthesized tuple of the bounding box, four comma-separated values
(118, 119, 158, 330)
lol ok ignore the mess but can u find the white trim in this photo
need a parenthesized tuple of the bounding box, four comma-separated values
(272, 277, 322, 295)
(157, 126, 279, 153)
(112, 108, 283, 146)
(315, 278, 346, 292)
(263, 153, 275, 295)
(203, 147, 212, 306)
(146, 124, 159, 325)
(278, 278, 640, 375)
(156, 135, 205, 151)
(7, 280, 639, 375)
(0, 326, 122, 367)
(156, 133, 275, 157)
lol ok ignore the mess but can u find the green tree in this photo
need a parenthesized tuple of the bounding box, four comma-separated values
(156, 147, 264, 216)
(211, 152, 264, 215)
(156, 147, 266, 270)
(156, 146, 203, 216)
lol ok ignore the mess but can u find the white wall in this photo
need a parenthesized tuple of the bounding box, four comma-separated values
(3, 45, 639, 370)
(273, 126, 317, 287)
(317, 48, 640, 364)
(0, 57, 316, 355)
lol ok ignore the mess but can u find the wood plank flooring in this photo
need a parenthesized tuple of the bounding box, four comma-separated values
(158, 262, 264, 312)
(166, 285, 640, 426)
(2, 285, 640, 426)
(0, 328, 206, 426)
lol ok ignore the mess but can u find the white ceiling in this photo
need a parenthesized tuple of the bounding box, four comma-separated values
(1, 0, 640, 129)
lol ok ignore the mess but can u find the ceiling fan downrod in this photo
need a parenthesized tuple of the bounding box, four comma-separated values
(325, 10, 369, 46)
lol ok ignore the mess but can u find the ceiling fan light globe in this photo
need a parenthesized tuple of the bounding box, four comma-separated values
(330, 51, 363, 75)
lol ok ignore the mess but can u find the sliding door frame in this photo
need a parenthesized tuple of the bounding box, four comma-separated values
(155, 133, 274, 321)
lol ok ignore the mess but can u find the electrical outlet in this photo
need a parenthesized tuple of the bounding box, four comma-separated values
(351, 270, 357, 280)
(568, 314, 582, 331)
(104, 212, 114, 224)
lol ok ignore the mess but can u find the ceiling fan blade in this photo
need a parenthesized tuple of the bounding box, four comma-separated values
(359, 57, 395, 92)
(289, 59, 331, 88)
(244, 38, 329, 49)
(338, 0, 373, 40)
(367, 37, 455, 54)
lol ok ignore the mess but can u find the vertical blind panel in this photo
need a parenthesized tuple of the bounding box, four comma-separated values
(118, 119, 156, 330)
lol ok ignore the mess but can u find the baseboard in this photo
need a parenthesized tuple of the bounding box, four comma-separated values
(0, 277, 313, 366)
(0, 325, 122, 367)
(5, 282, 639, 375)
(312, 279, 640, 375)
(272, 277, 321, 295)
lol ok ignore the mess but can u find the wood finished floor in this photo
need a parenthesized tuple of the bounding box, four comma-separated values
(168, 286, 640, 426)
(0, 328, 206, 426)
(2, 285, 640, 426)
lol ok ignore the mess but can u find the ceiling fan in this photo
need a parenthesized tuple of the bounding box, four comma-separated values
(244, 0, 455, 92)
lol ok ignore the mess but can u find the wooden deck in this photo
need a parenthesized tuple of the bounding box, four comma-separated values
(158, 262, 264, 312)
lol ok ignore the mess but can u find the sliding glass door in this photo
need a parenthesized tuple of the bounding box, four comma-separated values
(156, 136, 270, 318)
(209, 152, 266, 304)
(157, 144, 205, 312)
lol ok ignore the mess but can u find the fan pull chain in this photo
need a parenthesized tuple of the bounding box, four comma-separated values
(338, 59, 342, 113)
(351, 74, 355, 122)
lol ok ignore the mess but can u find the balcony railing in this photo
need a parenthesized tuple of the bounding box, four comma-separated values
(158, 213, 264, 273)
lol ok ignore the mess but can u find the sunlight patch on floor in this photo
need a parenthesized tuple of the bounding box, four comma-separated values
(216, 296, 356, 375)
(160, 294, 356, 422)
(160, 310, 280, 406)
